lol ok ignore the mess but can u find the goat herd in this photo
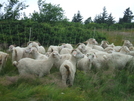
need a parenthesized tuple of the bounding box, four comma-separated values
(0, 38, 134, 86)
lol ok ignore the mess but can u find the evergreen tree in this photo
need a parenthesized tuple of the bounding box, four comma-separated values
(94, 6, 108, 24)
(101, 6, 108, 23)
(84, 17, 92, 24)
(106, 13, 115, 25)
(94, 14, 102, 23)
(119, 7, 134, 23)
(72, 11, 83, 23)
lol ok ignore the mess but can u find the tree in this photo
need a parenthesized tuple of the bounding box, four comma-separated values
(72, 11, 83, 23)
(101, 6, 108, 23)
(119, 7, 134, 23)
(31, 0, 65, 22)
(0, 0, 28, 20)
(84, 17, 92, 24)
(94, 6, 108, 24)
(106, 13, 115, 25)
(94, 14, 102, 23)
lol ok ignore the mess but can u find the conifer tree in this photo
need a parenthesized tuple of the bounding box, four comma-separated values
(72, 11, 83, 23)
(119, 7, 134, 23)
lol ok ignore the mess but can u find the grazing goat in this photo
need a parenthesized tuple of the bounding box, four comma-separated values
(60, 49, 84, 86)
(13, 51, 61, 77)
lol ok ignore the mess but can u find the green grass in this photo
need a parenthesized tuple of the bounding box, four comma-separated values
(1, 59, 134, 101)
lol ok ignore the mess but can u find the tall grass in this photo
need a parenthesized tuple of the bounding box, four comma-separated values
(1, 58, 134, 101)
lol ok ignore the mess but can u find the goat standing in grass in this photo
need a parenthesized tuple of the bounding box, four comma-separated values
(13, 51, 61, 77)
(60, 49, 84, 86)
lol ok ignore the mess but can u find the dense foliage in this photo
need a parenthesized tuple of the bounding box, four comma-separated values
(0, 20, 107, 46)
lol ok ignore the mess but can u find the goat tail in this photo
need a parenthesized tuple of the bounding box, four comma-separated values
(64, 65, 70, 77)
(13, 61, 18, 67)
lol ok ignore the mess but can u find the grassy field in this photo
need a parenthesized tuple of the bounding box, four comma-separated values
(0, 30, 134, 101)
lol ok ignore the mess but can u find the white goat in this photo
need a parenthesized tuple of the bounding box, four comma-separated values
(92, 52, 109, 70)
(113, 46, 122, 52)
(47, 45, 62, 53)
(85, 38, 104, 51)
(54, 54, 72, 69)
(123, 40, 133, 48)
(60, 48, 73, 55)
(60, 43, 73, 50)
(76, 43, 96, 55)
(119, 46, 130, 54)
(60, 49, 84, 86)
(104, 47, 115, 53)
(103, 52, 133, 70)
(77, 53, 94, 73)
(100, 40, 109, 49)
(0, 51, 9, 71)
(9, 45, 32, 63)
(28, 47, 48, 60)
(13, 51, 61, 77)
(27, 41, 46, 54)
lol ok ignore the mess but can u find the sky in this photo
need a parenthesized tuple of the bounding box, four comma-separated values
(1, 0, 134, 22)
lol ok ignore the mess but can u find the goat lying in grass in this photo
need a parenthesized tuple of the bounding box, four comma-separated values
(13, 51, 61, 77)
